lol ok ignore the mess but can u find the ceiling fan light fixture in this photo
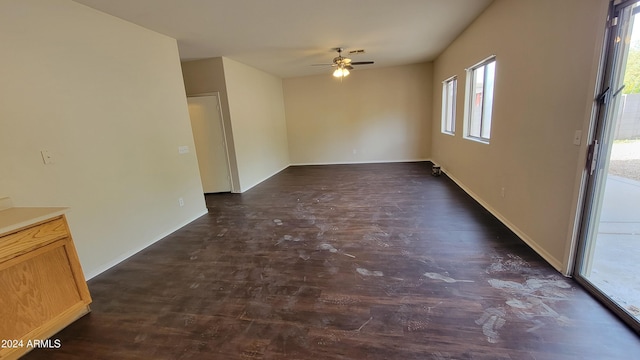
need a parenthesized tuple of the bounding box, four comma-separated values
(333, 66, 349, 78)
(324, 48, 371, 78)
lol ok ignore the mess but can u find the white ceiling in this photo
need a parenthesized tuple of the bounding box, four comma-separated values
(72, 0, 493, 78)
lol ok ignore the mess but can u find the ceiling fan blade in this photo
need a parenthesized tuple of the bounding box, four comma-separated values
(351, 61, 374, 65)
(345, 65, 354, 70)
(311, 63, 334, 66)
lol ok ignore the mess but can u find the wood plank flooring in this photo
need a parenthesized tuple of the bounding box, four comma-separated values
(24, 162, 639, 359)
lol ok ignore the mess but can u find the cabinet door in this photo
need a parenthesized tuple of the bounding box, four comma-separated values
(0, 241, 83, 340)
(0, 216, 91, 360)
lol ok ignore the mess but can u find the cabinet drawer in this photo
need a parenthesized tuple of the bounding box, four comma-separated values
(0, 217, 69, 264)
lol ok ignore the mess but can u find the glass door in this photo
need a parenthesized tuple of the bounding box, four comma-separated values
(575, 0, 640, 332)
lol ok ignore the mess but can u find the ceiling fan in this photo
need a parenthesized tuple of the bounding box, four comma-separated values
(314, 48, 375, 78)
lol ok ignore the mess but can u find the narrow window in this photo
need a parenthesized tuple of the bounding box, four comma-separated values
(464, 56, 496, 143)
(441, 76, 457, 135)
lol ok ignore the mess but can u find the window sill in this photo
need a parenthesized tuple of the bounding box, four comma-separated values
(463, 136, 490, 144)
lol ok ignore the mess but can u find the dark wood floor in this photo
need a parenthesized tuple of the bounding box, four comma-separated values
(25, 162, 639, 359)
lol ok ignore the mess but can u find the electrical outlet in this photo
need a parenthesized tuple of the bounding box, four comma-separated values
(501, 187, 506, 198)
(573, 130, 582, 146)
(178, 197, 184, 207)
(41, 150, 54, 165)
(178, 146, 189, 154)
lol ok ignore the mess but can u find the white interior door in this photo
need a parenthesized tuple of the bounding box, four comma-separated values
(187, 95, 232, 193)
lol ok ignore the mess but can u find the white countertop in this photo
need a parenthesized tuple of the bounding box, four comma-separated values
(0, 206, 69, 236)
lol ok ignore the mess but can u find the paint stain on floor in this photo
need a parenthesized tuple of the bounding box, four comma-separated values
(356, 268, 384, 277)
(423, 272, 474, 283)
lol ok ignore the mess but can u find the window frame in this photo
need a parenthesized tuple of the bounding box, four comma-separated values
(463, 55, 496, 144)
(441, 75, 457, 135)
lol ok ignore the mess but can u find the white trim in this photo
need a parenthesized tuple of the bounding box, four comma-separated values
(237, 163, 290, 192)
(84, 209, 208, 279)
(563, 168, 589, 276)
(187, 92, 238, 193)
(442, 167, 565, 273)
(465, 54, 497, 71)
(463, 66, 472, 139)
(290, 158, 432, 166)
(441, 76, 457, 135)
(442, 74, 457, 84)
(463, 55, 496, 143)
(464, 136, 490, 145)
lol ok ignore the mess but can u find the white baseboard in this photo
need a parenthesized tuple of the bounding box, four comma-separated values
(85, 208, 209, 280)
(291, 158, 432, 166)
(442, 169, 564, 273)
(237, 164, 290, 193)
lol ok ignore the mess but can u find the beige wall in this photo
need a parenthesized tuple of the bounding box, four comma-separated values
(181, 57, 241, 192)
(0, 0, 607, 279)
(183, 57, 290, 192)
(222, 57, 290, 191)
(0, 0, 207, 278)
(431, 0, 608, 272)
(284, 63, 432, 165)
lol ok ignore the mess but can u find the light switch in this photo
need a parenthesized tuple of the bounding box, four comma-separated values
(41, 150, 54, 165)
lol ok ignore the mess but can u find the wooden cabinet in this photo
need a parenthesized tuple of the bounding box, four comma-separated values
(0, 209, 91, 360)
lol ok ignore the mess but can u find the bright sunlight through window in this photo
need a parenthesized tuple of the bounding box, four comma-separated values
(464, 56, 496, 143)
(441, 76, 457, 135)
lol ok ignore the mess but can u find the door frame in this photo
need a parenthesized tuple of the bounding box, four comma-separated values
(187, 92, 237, 193)
(572, 0, 640, 334)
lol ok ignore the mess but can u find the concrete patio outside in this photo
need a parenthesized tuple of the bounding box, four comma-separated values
(588, 141, 640, 321)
